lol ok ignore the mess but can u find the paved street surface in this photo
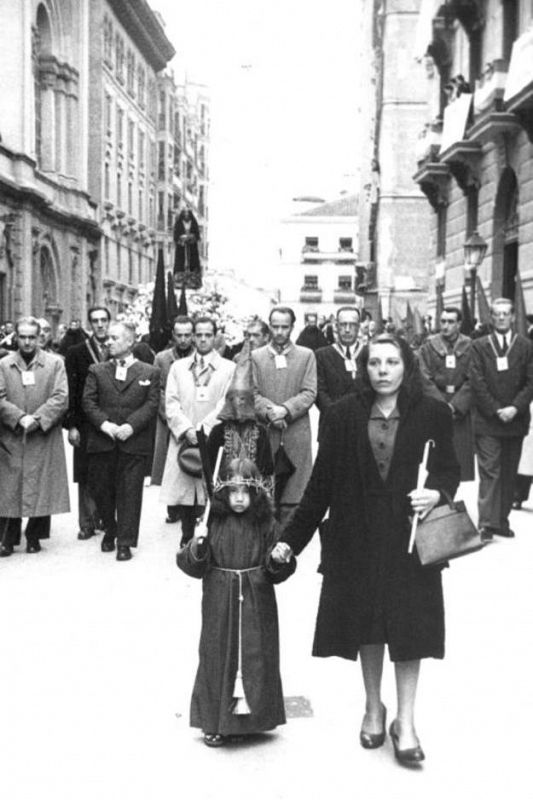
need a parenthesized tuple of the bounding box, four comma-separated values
(1, 431, 533, 800)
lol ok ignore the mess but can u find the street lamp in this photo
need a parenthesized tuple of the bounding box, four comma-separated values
(463, 231, 488, 317)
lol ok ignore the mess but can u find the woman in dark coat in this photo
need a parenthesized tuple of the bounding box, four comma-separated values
(273, 334, 460, 765)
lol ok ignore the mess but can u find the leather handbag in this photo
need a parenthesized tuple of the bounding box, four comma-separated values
(415, 493, 484, 566)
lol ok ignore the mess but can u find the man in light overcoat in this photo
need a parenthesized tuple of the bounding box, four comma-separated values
(160, 316, 235, 546)
(0, 317, 70, 556)
(252, 306, 317, 525)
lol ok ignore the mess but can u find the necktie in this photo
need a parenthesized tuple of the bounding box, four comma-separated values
(346, 346, 351, 360)
(199, 356, 205, 370)
(119, 359, 126, 367)
(501, 336, 508, 355)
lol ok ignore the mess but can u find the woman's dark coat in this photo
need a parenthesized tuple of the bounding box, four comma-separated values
(281, 391, 460, 662)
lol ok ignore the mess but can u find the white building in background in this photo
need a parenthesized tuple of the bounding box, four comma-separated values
(276, 195, 359, 325)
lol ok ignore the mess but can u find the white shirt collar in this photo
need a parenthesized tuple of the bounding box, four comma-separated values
(115, 353, 136, 367)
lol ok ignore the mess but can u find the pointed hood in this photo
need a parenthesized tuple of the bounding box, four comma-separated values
(217, 340, 257, 422)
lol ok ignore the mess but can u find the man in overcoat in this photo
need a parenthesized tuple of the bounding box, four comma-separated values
(64, 305, 111, 540)
(0, 317, 70, 556)
(315, 306, 360, 438)
(160, 316, 235, 546)
(470, 298, 533, 540)
(418, 306, 474, 481)
(252, 306, 317, 525)
(82, 321, 159, 561)
(151, 316, 195, 526)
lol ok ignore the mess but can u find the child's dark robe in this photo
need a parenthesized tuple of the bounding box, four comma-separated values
(178, 511, 295, 735)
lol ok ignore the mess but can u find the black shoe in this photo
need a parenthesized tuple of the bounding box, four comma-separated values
(77, 527, 96, 540)
(495, 528, 515, 538)
(360, 704, 387, 749)
(0, 544, 14, 557)
(389, 721, 425, 765)
(512, 501, 522, 510)
(26, 540, 41, 554)
(165, 515, 179, 524)
(101, 536, 115, 553)
(116, 545, 132, 561)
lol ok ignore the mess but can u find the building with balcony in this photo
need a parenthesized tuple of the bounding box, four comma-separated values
(276, 195, 359, 324)
(156, 76, 210, 277)
(88, 0, 175, 314)
(414, 0, 533, 316)
(356, 0, 432, 324)
(0, 0, 100, 328)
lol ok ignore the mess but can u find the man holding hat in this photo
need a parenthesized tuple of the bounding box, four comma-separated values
(160, 316, 235, 547)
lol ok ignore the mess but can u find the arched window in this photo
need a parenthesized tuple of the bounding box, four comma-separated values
(33, 5, 52, 166)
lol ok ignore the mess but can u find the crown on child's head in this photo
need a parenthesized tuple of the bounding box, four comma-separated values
(214, 475, 274, 495)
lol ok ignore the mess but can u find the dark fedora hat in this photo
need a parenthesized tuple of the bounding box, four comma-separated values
(177, 440, 203, 478)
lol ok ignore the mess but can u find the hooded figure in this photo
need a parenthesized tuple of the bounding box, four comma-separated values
(207, 341, 274, 483)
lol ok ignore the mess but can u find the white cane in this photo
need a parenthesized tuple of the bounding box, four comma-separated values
(408, 439, 434, 554)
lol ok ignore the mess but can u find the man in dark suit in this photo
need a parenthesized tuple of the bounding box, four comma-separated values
(470, 298, 533, 540)
(82, 322, 159, 561)
(315, 306, 360, 437)
(64, 306, 111, 540)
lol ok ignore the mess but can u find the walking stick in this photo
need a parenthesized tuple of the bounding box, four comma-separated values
(408, 439, 434, 554)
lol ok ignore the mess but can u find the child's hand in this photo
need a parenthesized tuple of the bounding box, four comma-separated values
(271, 542, 293, 563)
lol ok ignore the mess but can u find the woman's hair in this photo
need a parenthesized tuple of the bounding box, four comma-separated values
(355, 333, 424, 410)
(212, 457, 273, 523)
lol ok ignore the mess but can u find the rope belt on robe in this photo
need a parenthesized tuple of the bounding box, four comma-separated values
(213, 565, 263, 714)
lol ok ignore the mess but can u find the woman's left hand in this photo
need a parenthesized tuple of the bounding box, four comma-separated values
(408, 488, 441, 519)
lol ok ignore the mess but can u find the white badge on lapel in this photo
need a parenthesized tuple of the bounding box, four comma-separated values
(496, 356, 508, 372)
(115, 365, 128, 381)
(274, 355, 287, 369)
(22, 371, 35, 386)
(445, 355, 456, 369)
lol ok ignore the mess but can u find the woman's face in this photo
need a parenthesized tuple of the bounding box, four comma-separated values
(367, 342, 405, 397)
(228, 484, 251, 514)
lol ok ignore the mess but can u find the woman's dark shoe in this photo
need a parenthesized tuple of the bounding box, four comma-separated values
(360, 704, 387, 749)
(26, 539, 41, 554)
(512, 501, 522, 510)
(203, 732, 225, 748)
(0, 544, 14, 557)
(389, 721, 425, 765)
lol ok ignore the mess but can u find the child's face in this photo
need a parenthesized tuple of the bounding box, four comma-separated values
(228, 484, 251, 514)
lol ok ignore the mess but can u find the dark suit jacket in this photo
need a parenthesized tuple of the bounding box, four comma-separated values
(470, 333, 533, 438)
(82, 360, 159, 455)
(315, 345, 357, 434)
(64, 337, 105, 430)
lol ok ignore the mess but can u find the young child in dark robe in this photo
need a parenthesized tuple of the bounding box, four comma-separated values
(177, 458, 296, 747)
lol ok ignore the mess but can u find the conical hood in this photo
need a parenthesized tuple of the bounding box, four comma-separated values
(167, 271, 178, 321)
(218, 340, 256, 421)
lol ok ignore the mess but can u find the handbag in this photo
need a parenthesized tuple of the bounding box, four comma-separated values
(414, 492, 484, 566)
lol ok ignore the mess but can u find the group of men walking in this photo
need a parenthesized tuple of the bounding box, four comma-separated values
(1, 295, 532, 561)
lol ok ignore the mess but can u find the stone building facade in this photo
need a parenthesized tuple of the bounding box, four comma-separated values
(156, 76, 210, 273)
(414, 0, 533, 317)
(0, 0, 100, 328)
(277, 195, 359, 325)
(357, 0, 432, 322)
(0, 0, 176, 328)
(89, 0, 174, 315)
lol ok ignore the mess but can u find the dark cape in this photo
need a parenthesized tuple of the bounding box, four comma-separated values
(281, 390, 460, 662)
(207, 420, 274, 479)
(177, 512, 295, 735)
